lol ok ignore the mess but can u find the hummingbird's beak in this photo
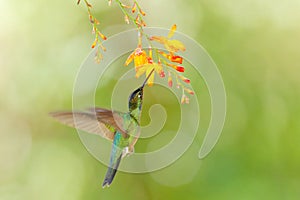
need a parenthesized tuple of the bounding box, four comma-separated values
(142, 68, 155, 88)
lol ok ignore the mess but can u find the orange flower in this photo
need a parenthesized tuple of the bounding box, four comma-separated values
(158, 51, 183, 64)
(166, 63, 185, 72)
(150, 24, 186, 53)
(178, 75, 190, 84)
(170, 55, 183, 64)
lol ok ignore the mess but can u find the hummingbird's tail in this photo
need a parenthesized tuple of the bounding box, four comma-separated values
(102, 154, 122, 188)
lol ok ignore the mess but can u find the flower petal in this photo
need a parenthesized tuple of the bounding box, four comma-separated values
(178, 75, 190, 83)
(167, 63, 185, 72)
(170, 55, 183, 64)
(153, 63, 163, 74)
(150, 36, 167, 44)
(166, 39, 186, 52)
(134, 49, 147, 67)
(125, 52, 135, 66)
(135, 65, 147, 78)
(184, 88, 194, 95)
(168, 24, 177, 38)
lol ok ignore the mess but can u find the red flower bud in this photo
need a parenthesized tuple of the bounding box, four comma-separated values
(185, 79, 190, 84)
(160, 71, 165, 78)
(175, 66, 185, 72)
(132, 3, 137, 13)
(168, 79, 173, 87)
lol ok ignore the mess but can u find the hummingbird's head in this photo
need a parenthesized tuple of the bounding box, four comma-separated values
(128, 69, 155, 112)
(128, 86, 144, 112)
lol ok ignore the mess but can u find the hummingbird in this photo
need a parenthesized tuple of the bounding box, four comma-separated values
(50, 69, 154, 188)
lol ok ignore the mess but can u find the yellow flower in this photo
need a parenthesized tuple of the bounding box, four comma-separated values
(125, 48, 165, 86)
(136, 63, 164, 86)
(150, 24, 186, 53)
(125, 48, 148, 68)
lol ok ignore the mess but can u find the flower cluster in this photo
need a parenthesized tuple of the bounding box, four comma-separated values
(118, 0, 146, 27)
(77, 0, 194, 104)
(77, 0, 107, 63)
(125, 25, 194, 104)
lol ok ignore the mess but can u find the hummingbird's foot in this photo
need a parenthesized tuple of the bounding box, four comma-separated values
(128, 147, 135, 156)
(122, 146, 134, 158)
(122, 147, 130, 158)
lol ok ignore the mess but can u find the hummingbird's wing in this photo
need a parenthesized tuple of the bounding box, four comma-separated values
(50, 108, 128, 141)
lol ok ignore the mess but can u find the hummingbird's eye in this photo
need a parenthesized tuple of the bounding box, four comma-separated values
(138, 91, 143, 98)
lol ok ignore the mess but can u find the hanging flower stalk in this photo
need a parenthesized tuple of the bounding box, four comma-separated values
(77, 0, 194, 104)
(77, 0, 107, 63)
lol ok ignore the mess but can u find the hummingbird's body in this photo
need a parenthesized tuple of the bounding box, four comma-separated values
(50, 70, 153, 188)
(101, 93, 143, 187)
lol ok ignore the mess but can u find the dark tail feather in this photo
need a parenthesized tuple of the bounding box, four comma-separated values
(102, 154, 122, 188)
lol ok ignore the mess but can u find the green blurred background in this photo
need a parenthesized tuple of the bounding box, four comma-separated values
(1, 0, 300, 199)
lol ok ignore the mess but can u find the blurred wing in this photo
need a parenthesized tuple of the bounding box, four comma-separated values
(50, 109, 128, 141)
(90, 108, 127, 133)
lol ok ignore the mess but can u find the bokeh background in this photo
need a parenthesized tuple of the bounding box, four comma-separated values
(1, 0, 300, 199)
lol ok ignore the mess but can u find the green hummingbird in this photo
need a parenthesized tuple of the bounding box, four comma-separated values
(50, 69, 154, 188)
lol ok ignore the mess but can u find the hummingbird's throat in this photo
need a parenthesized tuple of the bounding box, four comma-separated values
(129, 102, 142, 122)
